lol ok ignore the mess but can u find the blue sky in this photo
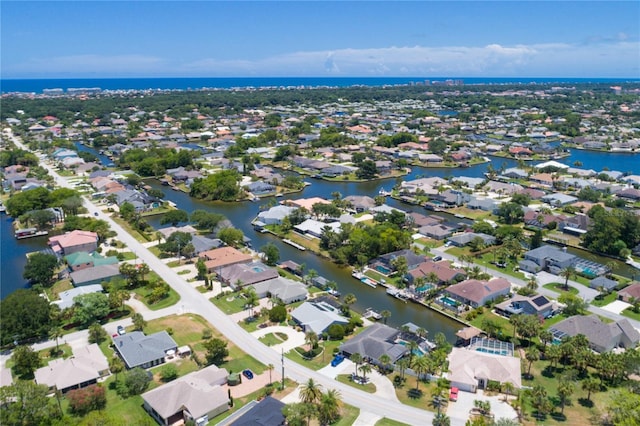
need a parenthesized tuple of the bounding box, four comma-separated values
(2, 1, 638, 78)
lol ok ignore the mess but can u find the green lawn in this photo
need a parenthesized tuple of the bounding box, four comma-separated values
(621, 308, 640, 321)
(285, 339, 342, 371)
(376, 418, 410, 426)
(334, 404, 361, 426)
(590, 291, 618, 307)
(543, 282, 579, 295)
(336, 374, 377, 393)
(118, 251, 137, 261)
(259, 333, 286, 346)
(131, 285, 180, 311)
(210, 293, 250, 315)
(393, 377, 440, 412)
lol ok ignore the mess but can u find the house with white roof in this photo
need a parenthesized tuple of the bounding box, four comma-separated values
(34, 344, 109, 393)
(291, 301, 349, 335)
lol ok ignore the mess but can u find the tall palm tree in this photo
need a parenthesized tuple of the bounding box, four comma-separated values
(432, 412, 450, 426)
(412, 356, 430, 391)
(350, 353, 362, 377)
(381, 309, 391, 325)
(49, 326, 64, 355)
(358, 363, 372, 381)
(318, 389, 342, 425)
(581, 377, 600, 403)
(560, 265, 576, 291)
(305, 331, 318, 352)
(397, 357, 409, 382)
(300, 378, 323, 404)
(109, 356, 124, 382)
(378, 354, 392, 374)
(267, 363, 274, 385)
(502, 381, 515, 402)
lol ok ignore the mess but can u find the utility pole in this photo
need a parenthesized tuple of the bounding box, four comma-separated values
(281, 348, 285, 391)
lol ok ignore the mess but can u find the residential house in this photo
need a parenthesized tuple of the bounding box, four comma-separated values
(255, 205, 298, 226)
(70, 264, 121, 287)
(617, 188, 640, 201)
(494, 294, 558, 319)
(251, 277, 308, 304)
(618, 282, 640, 302)
(541, 193, 578, 207)
(34, 344, 109, 393)
(418, 224, 456, 240)
(142, 365, 229, 426)
(48, 230, 99, 256)
(444, 278, 512, 308)
(230, 396, 285, 426)
(53, 284, 104, 310)
(589, 276, 619, 292)
(219, 262, 280, 288)
(519, 245, 577, 274)
(291, 301, 349, 335)
(549, 315, 640, 353)
(64, 251, 118, 271)
(370, 249, 426, 272)
(294, 219, 340, 239)
(344, 195, 376, 213)
(199, 247, 252, 273)
(407, 260, 466, 285)
(446, 232, 496, 247)
(113, 331, 178, 369)
(559, 213, 591, 235)
(190, 235, 224, 255)
(447, 348, 521, 393)
(338, 323, 408, 365)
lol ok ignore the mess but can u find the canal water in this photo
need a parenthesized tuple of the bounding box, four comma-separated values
(2, 144, 639, 340)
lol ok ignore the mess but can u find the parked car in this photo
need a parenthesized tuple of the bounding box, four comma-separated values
(242, 369, 254, 380)
(331, 355, 344, 367)
(449, 386, 459, 402)
(433, 256, 443, 262)
(94, 212, 99, 216)
(117, 325, 126, 335)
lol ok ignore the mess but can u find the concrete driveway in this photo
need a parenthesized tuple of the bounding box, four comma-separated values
(602, 300, 632, 315)
(446, 389, 517, 425)
(251, 325, 306, 353)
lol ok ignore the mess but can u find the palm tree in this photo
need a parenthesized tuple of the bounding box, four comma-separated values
(397, 357, 409, 382)
(305, 331, 318, 352)
(358, 363, 372, 381)
(378, 354, 392, 374)
(432, 412, 450, 426)
(381, 309, 391, 325)
(350, 353, 362, 377)
(407, 340, 420, 365)
(557, 381, 574, 415)
(318, 389, 342, 425)
(560, 265, 576, 291)
(299, 378, 323, 404)
(109, 356, 124, 382)
(546, 344, 561, 370)
(49, 326, 64, 355)
(581, 377, 600, 403)
(267, 363, 274, 385)
(502, 381, 515, 402)
(525, 346, 540, 377)
(132, 313, 146, 331)
(412, 356, 430, 391)
(526, 275, 538, 293)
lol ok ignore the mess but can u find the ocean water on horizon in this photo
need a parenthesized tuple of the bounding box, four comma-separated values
(2, 76, 639, 94)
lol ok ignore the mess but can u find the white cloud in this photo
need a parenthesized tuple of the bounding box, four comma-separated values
(5, 41, 639, 78)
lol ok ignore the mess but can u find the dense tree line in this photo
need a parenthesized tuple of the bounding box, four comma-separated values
(583, 205, 640, 257)
(318, 221, 412, 266)
(190, 169, 245, 201)
(118, 147, 196, 177)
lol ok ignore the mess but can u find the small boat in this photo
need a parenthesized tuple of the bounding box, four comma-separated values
(360, 277, 377, 288)
(378, 188, 391, 196)
(386, 287, 399, 297)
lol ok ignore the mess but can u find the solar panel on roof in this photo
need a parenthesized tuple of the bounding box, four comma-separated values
(531, 295, 548, 307)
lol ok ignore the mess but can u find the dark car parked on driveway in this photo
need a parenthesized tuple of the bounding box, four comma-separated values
(242, 369, 254, 380)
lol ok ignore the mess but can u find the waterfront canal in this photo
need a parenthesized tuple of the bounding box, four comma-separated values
(2, 146, 639, 342)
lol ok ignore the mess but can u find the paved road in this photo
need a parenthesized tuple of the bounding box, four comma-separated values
(8, 131, 451, 425)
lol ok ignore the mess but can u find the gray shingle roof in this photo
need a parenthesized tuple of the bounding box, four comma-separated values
(339, 323, 407, 362)
(113, 331, 177, 368)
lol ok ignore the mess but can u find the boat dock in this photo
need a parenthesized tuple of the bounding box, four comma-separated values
(15, 228, 49, 239)
(352, 271, 377, 288)
(283, 239, 306, 251)
(363, 308, 382, 320)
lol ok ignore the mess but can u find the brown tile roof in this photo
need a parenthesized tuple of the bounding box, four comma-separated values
(200, 247, 252, 270)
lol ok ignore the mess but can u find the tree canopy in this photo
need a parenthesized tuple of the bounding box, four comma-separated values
(0, 289, 53, 345)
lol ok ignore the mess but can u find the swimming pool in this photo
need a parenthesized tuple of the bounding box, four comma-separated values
(415, 285, 434, 293)
(440, 296, 459, 307)
(397, 340, 426, 356)
(376, 265, 392, 275)
(476, 347, 508, 356)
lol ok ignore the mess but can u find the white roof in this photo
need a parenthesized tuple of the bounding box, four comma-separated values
(447, 347, 521, 389)
(534, 160, 569, 169)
